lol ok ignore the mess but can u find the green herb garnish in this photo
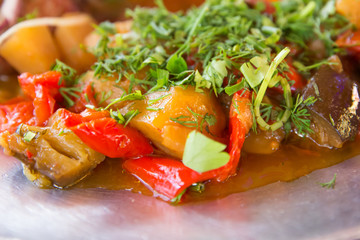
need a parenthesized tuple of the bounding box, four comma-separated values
(170, 107, 216, 133)
(319, 173, 337, 189)
(183, 130, 230, 173)
(17, 9, 38, 23)
(290, 95, 317, 135)
(105, 90, 144, 110)
(52, 60, 80, 107)
(23, 131, 36, 142)
(52, 60, 77, 86)
(110, 109, 140, 127)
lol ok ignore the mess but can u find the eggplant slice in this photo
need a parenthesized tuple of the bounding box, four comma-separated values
(302, 65, 360, 148)
(0, 109, 105, 187)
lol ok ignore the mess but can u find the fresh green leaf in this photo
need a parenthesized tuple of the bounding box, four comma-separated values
(240, 56, 269, 89)
(251, 48, 292, 131)
(89, 0, 350, 137)
(183, 130, 230, 173)
(110, 109, 125, 124)
(23, 131, 36, 142)
(224, 80, 247, 96)
(194, 70, 211, 92)
(203, 60, 228, 96)
(150, 21, 171, 37)
(320, 0, 336, 20)
(148, 69, 169, 92)
(166, 54, 188, 74)
(143, 53, 165, 65)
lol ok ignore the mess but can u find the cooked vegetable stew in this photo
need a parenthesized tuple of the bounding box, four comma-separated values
(0, 0, 359, 203)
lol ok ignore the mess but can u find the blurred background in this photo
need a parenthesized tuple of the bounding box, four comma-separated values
(0, 0, 205, 24)
(0, 0, 204, 77)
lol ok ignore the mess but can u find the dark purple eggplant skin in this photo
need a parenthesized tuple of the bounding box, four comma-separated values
(302, 65, 360, 148)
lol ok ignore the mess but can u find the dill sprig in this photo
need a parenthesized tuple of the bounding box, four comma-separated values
(51, 60, 81, 107)
(319, 173, 337, 189)
(170, 107, 216, 133)
(290, 95, 317, 135)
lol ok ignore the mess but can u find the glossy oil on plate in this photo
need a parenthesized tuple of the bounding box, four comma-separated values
(1, 152, 360, 240)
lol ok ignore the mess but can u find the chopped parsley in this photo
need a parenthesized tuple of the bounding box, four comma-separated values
(183, 130, 230, 173)
(166, 54, 187, 74)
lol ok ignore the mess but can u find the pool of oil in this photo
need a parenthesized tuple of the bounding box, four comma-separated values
(75, 138, 360, 202)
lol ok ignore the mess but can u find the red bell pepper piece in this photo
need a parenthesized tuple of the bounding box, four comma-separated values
(0, 71, 63, 133)
(123, 156, 216, 200)
(69, 81, 98, 113)
(271, 60, 305, 94)
(17, 71, 63, 126)
(59, 108, 110, 126)
(336, 30, 360, 57)
(32, 84, 57, 125)
(210, 90, 252, 181)
(0, 97, 36, 133)
(18, 71, 63, 100)
(287, 63, 304, 93)
(60, 109, 153, 158)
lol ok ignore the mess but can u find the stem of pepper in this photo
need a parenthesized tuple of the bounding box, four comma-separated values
(254, 47, 292, 131)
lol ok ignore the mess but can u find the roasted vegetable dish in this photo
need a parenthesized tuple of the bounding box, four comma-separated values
(0, 0, 359, 202)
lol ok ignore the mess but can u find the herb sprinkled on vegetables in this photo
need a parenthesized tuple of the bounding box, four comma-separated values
(319, 173, 337, 189)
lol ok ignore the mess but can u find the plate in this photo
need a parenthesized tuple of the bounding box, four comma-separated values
(1, 152, 360, 240)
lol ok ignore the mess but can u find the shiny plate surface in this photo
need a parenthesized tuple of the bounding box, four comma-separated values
(1, 152, 360, 240)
